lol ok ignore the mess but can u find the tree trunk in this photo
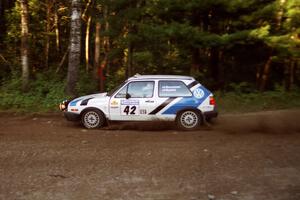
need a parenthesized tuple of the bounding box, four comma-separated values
(290, 60, 296, 90)
(125, 44, 133, 78)
(259, 56, 272, 91)
(44, 0, 51, 69)
(99, 5, 110, 91)
(210, 47, 220, 89)
(276, 0, 286, 30)
(256, 0, 286, 91)
(55, 47, 69, 73)
(284, 59, 296, 91)
(82, 0, 92, 72)
(218, 49, 224, 89)
(20, 0, 29, 92)
(82, 0, 92, 20)
(66, 0, 81, 97)
(210, 47, 224, 90)
(0, 0, 5, 41)
(94, 21, 101, 82)
(190, 48, 200, 75)
(256, 65, 262, 88)
(54, 1, 60, 52)
(99, 55, 107, 92)
(85, 16, 91, 72)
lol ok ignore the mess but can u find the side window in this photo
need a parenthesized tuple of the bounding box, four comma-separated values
(128, 81, 154, 98)
(159, 81, 192, 97)
(115, 85, 127, 98)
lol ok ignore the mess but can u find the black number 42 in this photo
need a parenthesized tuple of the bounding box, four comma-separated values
(123, 106, 136, 115)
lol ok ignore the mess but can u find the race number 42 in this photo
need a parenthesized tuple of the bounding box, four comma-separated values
(121, 105, 139, 115)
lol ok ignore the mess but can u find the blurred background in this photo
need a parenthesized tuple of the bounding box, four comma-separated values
(0, 0, 299, 111)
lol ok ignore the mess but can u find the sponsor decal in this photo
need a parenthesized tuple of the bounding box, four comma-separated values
(110, 100, 119, 109)
(193, 88, 205, 99)
(140, 109, 147, 114)
(110, 100, 119, 106)
(121, 100, 139, 105)
(161, 85, 181, 92)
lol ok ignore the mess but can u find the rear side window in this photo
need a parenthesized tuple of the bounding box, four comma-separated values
(159, 81, 192, 97)
(115, 81, 154, 98)
(128, 81, 154, 98)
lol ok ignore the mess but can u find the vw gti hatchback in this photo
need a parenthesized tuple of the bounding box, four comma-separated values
(59, 75, 218, 130)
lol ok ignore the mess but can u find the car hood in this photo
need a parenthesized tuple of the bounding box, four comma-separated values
(79, 92, 107, 99)
(69, 92, 107, 106)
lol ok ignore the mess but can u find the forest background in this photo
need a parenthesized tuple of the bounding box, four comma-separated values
(0, 0, 300, 112)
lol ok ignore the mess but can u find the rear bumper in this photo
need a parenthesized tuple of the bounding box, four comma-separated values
(64, 112, 80, 121)
(203, 107, 218, 119)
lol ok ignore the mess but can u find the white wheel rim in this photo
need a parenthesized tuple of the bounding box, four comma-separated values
(84, 111, 100, 128)
(180, 111, 198, 129)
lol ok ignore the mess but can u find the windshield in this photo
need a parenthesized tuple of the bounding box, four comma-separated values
(106, 81, 127, 96)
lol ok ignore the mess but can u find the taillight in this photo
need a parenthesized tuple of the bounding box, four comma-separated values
(209, 96, 216, 105)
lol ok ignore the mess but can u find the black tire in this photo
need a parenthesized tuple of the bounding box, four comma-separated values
(176, 110, 202, 131)
(81, 109, 106, 129)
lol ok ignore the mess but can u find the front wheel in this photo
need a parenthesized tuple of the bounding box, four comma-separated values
(176, 110, 202, 131)
(81, 109, 106, 129)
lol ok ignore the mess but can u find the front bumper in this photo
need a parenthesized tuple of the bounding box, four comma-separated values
(64, 112, 80, 121)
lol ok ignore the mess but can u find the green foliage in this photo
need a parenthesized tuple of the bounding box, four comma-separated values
(227, 82, 256, 94)
(216, 87, 300, 113)
(106, 70, 126, 93)
(76, 69, 99, 96)
(4, 4, 20, 43)
(0, 72, 67, 112)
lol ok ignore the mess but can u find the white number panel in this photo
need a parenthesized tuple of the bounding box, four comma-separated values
(120, 100, 140, 115)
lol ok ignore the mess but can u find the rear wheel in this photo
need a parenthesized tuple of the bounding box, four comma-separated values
(81, 109, 106, 129)
(176, 110, 201, 131)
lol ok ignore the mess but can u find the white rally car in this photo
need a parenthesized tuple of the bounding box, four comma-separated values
(59, 75, 217, 130)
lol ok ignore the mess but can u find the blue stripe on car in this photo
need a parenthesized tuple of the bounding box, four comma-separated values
(162, 86, 211, 115)
(69, 98, 83, 106)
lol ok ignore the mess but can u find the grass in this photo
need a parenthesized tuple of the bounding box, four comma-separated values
(215, 90, 300, 114)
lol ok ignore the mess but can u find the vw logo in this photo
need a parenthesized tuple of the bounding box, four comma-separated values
(193, 88, 205, 99)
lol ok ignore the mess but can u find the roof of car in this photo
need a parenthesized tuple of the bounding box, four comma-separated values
(127, 74, 195, 81)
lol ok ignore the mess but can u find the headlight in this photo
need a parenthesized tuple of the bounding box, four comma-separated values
(59, 100, 68, 111)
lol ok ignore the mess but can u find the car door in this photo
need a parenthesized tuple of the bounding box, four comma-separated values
(109, 81, 159, 121)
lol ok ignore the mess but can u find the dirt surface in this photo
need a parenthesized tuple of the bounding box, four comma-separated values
(1, 110, 300, 200)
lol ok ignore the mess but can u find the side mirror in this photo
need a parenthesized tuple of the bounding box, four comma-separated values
(125, 93, 131, 99)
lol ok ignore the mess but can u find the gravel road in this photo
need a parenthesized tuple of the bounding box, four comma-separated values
(0, 110, 300, 200)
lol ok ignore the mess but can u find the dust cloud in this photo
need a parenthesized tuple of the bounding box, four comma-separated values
(104, 109, 300, 134)
(212, 110, 300, 134)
